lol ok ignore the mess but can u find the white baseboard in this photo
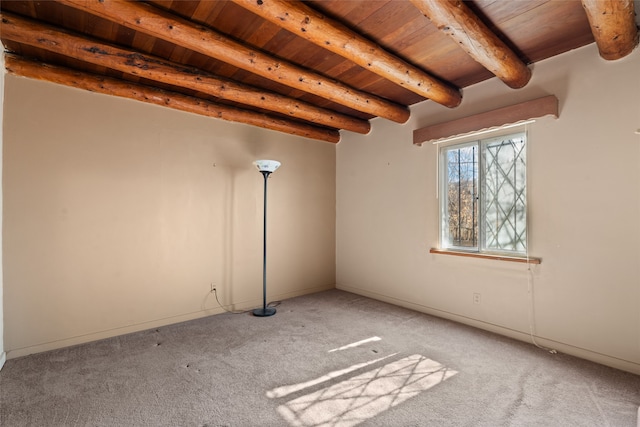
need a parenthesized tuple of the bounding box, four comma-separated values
(6, 284, 335, 360)
(0, 351, 6, 371)
(337, 284, 640, 376)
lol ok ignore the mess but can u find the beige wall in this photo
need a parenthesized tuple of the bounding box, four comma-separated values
(0, 45, 5, 369)
(3, 75, 336, 358)
(3, 42, 639, 375)
(337, 44, 640, 374)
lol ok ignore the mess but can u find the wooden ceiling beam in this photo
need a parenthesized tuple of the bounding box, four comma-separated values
(54, 0, 410, 123)
(410, 0, 531, 89)
(230, 0, 462, 108)
(4, 55, 341, 143)
(581, 0, 639, 60)
(0, 12, 369, 135)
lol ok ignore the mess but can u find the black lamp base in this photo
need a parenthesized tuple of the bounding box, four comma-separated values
(253, 307, 276, 317)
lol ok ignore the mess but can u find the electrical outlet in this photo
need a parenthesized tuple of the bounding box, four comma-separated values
(473, 293, 481, 304)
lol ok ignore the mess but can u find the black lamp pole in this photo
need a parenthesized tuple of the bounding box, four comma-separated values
(253, 163, 278, 317)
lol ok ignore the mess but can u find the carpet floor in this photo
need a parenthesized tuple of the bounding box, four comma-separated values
(1, 289, 638, 426)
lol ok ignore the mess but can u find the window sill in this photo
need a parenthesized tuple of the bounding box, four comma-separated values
(430, 248, 541, 264)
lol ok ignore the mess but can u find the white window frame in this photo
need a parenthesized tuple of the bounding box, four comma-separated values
(438, 130, 528, 256)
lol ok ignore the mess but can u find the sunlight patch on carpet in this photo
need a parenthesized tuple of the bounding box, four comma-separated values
(328, 337, 382, 353)
(274, 354, 457, 427)
(267, 354, 397, 399)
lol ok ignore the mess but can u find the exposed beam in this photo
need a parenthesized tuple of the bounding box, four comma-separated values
(0, 12, 369, 135)
(55, 0, 410, 123)
(4, 55, 340, 143)
(230, 0, 462, 108)
(410, 0, 531, 89)
(581, 0, 639, 60)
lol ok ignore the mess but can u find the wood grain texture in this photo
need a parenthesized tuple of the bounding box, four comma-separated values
(0, 12, 370, 135)
(410, 0, 531, 89)
(0, 0, 616, 137)
(581, 0, 639, 60)
(56, 0, 410, 123)
(4, 54, 340, 143)
(231, 0, 461, 108)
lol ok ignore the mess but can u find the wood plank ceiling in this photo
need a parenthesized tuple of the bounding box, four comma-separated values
(1, 0, 638, 143)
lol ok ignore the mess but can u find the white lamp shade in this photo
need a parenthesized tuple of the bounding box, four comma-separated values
(253, 159, 281, 173)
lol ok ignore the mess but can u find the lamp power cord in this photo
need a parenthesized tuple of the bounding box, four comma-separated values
(211, 287, 281, 315)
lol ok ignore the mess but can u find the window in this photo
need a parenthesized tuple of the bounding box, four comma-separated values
(440, 131, 527, 255)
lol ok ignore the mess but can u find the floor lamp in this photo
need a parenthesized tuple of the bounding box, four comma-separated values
(253, 159, 281, 317)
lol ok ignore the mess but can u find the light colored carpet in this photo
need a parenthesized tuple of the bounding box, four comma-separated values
(1, 289, 638, 426)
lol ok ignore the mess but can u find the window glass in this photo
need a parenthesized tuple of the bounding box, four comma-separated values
(482, 135, 527, 253)
(440, 132, 527, 255)
(443, 143, 478, 249)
